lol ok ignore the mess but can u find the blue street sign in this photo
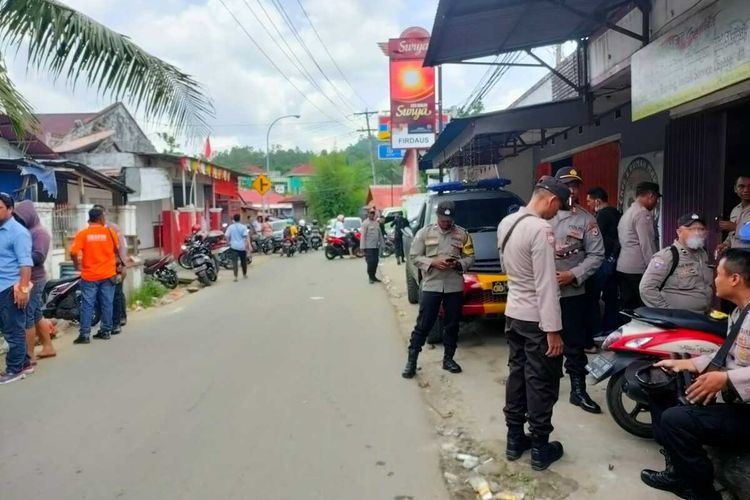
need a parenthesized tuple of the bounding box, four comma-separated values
(378, 143, 404, 161)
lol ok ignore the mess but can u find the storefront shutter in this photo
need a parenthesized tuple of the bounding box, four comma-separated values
(571, 142, 620, 207)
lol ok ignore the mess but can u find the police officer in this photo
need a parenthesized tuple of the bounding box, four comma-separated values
(551, 167, 605, 414)
(640, 213, 714, 313)
(617, 182, 661, 309)
(497, 176, 567, 471)
(401, 201, 475, 378)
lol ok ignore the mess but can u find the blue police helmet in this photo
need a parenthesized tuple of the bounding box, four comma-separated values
(739, 221, 750, 242)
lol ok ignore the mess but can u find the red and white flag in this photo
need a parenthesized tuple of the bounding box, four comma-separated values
(204, 136, 212, 160)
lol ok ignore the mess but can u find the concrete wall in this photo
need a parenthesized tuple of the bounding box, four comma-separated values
(67, 184, 117, 207)
(0, 137, 24, 159)
(61, 103, 156, 154)
(512, 76, 553, 108)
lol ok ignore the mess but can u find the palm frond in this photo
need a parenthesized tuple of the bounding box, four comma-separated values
(0, 57, 38, 141)
(0, 0, 214, 139)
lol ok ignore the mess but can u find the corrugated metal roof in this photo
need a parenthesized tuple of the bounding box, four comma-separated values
(424, 0, 631, 66)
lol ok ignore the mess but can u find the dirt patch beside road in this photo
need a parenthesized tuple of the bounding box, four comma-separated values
(378, 258, 672, 500)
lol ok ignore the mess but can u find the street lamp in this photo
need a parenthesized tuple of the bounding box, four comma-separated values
(264, 114, 300, 218)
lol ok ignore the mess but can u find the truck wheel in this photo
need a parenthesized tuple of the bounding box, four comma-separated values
(427, 316, 444, 345)
(406, 267, 419, 304)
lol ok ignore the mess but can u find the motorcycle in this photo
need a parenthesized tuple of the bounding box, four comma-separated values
(190, 240, 219, 286)
(143, 255, 179, 289)
(587, 307, 726, 438)
(297, 228, 311, 253)
(380, 234, 395, 258)
(178, 232, 227, 269)
(309, 227, 323, 251)
(281, 237, 297, 257)
(217, 246, 234, 270)
(41, 276, 100, 326)
(324, 231, 363, 260)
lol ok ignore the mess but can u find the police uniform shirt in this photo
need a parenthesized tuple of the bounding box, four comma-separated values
(410, 224, 475, 293)
(639, 240, 714, 313)
(617, 200, 660, 274)
(728, 203, 750, 249)
(497, 207, 562, 333)
(360, 219, 384, 250)
(691, 309, 750, 403)
(549, 205, 605, 298)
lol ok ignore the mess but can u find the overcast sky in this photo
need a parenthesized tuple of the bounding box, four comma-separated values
(7, 0, 566, 156)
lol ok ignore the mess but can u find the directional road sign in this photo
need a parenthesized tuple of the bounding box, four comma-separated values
(378, 143, 404, 161)
(252, 174, 272, 195)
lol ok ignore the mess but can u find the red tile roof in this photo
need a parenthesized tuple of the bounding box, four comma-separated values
(287, 164, 315, 176)
(366, 185, 405, 209)
(238, 190, 288, 205)
(240, 165, 266, 175)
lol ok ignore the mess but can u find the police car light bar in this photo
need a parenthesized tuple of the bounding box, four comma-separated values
(427, 178, 512, 193)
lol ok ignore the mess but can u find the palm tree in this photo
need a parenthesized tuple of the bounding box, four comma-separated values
(0, 0, 213, 139)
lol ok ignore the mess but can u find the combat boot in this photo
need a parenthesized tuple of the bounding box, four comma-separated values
(530, 434, 564, 471)
(442, 349, 462, 373)
(641, 449, 690, 498)
(569, 375, 602, 413)
(506, 425, 532, 461)
(402, 349, 419, 379)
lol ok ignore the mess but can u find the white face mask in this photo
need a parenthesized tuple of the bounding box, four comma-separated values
(686, 235, 706, 249)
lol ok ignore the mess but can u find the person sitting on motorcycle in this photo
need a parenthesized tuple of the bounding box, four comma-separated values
(640, 248, 750, 500)
(260, 217, 273, 238)
(332, 214, 352, 256)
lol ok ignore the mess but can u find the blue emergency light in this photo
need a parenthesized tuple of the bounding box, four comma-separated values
(427, 178, 512, 193)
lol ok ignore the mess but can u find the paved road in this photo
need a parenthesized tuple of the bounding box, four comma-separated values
(0, 253, 448, 500)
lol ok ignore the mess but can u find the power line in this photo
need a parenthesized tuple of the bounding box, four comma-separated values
(242, 0, 353, 118)
(267, 0, 358, 114)
(295, 0, 369, 108)
(216, 0, 354, 127)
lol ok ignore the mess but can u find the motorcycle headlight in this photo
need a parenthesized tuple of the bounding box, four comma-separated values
(181, 245, 187, 251)
(625, 337, 653, 349)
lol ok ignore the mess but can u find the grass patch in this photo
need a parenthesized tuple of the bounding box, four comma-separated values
(128, 278, 169, 308)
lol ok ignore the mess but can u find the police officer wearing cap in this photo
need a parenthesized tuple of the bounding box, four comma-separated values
(497, 176, 567, 470)
(550, 167, 605, 414)
(402, 200, 475, 379)
(640, 213, 714, 314)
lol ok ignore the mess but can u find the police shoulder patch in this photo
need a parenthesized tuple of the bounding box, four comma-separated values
(546, 229, 555, 246)
(652, 257, 665, 269)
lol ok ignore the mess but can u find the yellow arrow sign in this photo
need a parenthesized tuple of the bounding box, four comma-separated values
(252, 174, 272, 196)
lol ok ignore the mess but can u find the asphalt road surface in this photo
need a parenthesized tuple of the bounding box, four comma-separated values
(0, 252, 448, 500)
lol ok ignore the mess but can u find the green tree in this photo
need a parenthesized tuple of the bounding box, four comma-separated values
(0, 0, 213, 138)
(212, 145, 311, 174)
(446, 97, 485, 118)
(344, 136, 403, 185)
(304, 152, 368, 221)
(157, 132, 182, 154)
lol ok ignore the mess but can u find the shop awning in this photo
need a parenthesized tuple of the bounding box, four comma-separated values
(420, 98, 591, 170)
(424, 0, 641, 66)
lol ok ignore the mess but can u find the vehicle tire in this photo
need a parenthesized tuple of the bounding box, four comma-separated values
(208, 266, 218, 282)
(198, 271, 211, 287)
(161, 269, 178, 289)
(220, 253, 233, 270)
(381, 243, 394, 258)
(178, 252, 192, 269)
(427, 316, 444, 345)
(406, 267, 420, 304)
(354, 248, 364, 258)
(324, 247, 337, 260)
(606, 371, 653, 439)
(262, 242, 273, 255)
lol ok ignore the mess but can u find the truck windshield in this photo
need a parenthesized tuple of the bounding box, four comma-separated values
(426, 197, 521, 230)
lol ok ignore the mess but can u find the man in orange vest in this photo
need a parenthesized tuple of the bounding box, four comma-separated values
(70, 207, 119, 343)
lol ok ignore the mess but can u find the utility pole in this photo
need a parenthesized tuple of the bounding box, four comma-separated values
(354, 109, 378, 184)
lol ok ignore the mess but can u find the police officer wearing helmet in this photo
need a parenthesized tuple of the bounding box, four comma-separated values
(402, 200, 475, 379)
(640, 213, 714, 313)
(550, 167, 605, 414)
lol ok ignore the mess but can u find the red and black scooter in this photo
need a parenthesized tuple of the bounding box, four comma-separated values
(324, 231, 363, 260)
(587, 307, 726, 438)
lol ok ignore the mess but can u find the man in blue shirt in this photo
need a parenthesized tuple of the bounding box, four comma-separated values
(224, 214, 250, 282)
(0, 193, 33, 384)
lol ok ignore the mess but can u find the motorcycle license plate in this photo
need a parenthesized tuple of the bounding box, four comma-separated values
(491, 281, 507, 296)
(586, 354, 614, 382)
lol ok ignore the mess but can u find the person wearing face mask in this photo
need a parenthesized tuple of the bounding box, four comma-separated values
(639, 213, 714, 313)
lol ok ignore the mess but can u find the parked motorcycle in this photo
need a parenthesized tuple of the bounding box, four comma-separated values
(190, 240, 219, 286)
(587, 307, 725, 438)
(41, 276, 100, 326)
(380, 234, 395, 258)
(217, 246, 234, 270)
(143, 255, 179, 289)
(324, 231, 363, 260)
(178, 232, 227, 269)
(281, 237, 297, 257)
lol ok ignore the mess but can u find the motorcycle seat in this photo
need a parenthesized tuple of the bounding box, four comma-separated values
(44, 275, 79, 290)
(144, 256, 172, 269)
(633, 307, 727, 337)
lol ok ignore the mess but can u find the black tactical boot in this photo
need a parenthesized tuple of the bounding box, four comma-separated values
(530, 434, 564, 471)
(442, 350, 462, 373)
(402, 349, 419, 379)
(641, 449, 690, 498)
(569, 375, 602, 413)
(506, 426, 532, 461)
